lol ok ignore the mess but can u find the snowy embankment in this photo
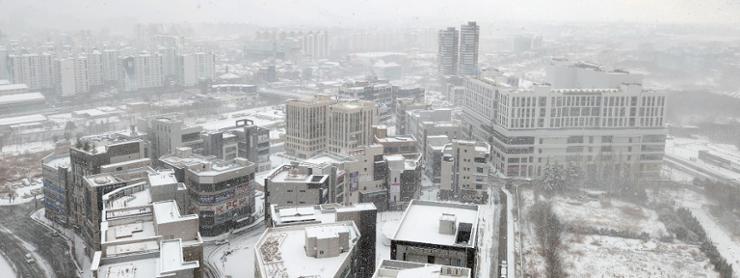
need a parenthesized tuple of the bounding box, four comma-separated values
(0, 254, 15, 277)
(689, 208, 740, 278)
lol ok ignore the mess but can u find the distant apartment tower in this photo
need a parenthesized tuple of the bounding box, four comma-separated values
(440, 140, 490, 203)
(8, 53, 55, 90)
(160, 148, 257, 236)
(458, 22, 479, 76)
(86, 50, 104, 88)
(119, 51, 164, 91)
(101, 49, 119, 83)
(56, 56, 90, 97)
(0, 47, 8, 80)
(438, 27, 459, 75)
(285, 95, 335, 159)
(462, 64, 667, 179)
(178, 52, 216, 87)
(391, 200, 479, 278)
(328, 100, 377, 154)
(302, 30, 330, 60)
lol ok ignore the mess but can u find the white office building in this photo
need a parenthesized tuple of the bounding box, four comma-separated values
(461, 64, 667, 179)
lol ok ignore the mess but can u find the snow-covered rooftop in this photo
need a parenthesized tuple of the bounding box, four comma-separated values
(255, 221, 359, 278)
(393, 200, 479, 248)
(373, 259, 471, 278)
(0, 114, 47, 127)
(0, 92, 45, 105)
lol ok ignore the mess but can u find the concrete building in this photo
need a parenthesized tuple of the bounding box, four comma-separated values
(395, 98, 430, 136)
(374, 132, 418, 156)
(391, 200, 479, 278)
(373, 260, 471, 278)
(42, 153, 71, 225)
(342, 144, 388, 210)
(69, 131, 149, 234)
(139, 114, 204, 160)
(462, 71, 667, 179)
(268, 203, 377, 278)
(91, 174, 202, 278)
(119, 52, 164, 92)
(440, 140, 490, 203)
(81, 167, 152, 250)
(425, 135, 451, 184)
(328, 100, 377, 155)
(234, 119, 271, 172)
(458, 22, 479, 76)
(285, 95, 335, 159)
(263, 162, 331, 223)
(254, 221, 360, 278)
(91, 239, 201, 278)
(338, 80, 394, 121)
(438, 27, 459, 75)
(160, 148, 257, 236)
(405, 108, 463, 157)
(385, 154, 422, 209)
(301, 30, 330, 60)
(7, 53, 56, 91)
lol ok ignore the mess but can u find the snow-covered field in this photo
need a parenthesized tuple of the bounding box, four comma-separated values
(561, 234, 716, 277)
(518, 189, 718, 277)
(551, 195, 668, 237)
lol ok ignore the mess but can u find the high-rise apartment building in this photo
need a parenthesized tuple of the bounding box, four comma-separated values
(285, 95, 335, 159)
(327, 100, 377, 155)
(461, 64, 667, 179)
(119, 51, 164, 91)
(86, 50, 103, 88)
(458, 22, 479, 76)
(101, 49, 119, 83)
(438, 27, 459, 75)
(178, 52, 215, 87)
(8, 53, 55, 90)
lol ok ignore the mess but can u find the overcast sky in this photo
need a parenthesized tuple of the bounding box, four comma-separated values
(1, 0, 739, 31)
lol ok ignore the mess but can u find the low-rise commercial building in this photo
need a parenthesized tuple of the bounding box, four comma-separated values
(160, 148, 257, 236)
(391, 200, 480, 278)
(440, 140, 491, 204)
